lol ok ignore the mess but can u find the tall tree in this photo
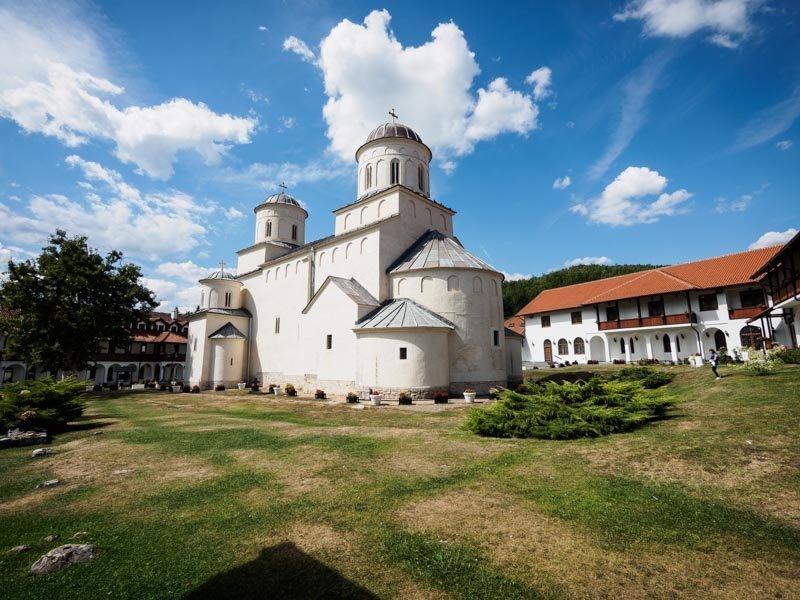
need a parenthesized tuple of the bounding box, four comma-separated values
(0, 230, 157, 376)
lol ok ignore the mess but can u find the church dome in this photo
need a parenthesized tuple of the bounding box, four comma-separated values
(365, 122, 424, 145)
(261, 191, 302, 208)
(205, 270, 237, 280)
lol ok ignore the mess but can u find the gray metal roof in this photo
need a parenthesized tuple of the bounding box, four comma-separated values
(186, 307, 252, 321)
(204, 270, 237, 280)
(327, 277, 380, 307)
(365, 122, 423, 144)
(355, 299, 454, 330)
(388, 230, 498, 274)
(253, 191, 308, 215)
(208, 322, 248, 339)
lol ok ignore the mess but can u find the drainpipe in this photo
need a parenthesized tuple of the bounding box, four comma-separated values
(307, 247, 316, 302)
(687, 291, 703, 355)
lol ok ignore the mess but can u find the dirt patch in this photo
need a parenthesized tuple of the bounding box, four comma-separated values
(395, 487, 799, 599)
(229, 447, 341, 498)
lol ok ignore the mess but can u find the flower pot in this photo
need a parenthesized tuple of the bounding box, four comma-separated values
(463, 392, 476, 403)
(369, 394, 382, 406)
(273, 386, 283, 395)
(237, 383, 246, 391)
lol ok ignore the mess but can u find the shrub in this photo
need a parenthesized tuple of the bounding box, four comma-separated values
(464, 378, 675, 440)
(587, 359, 599, 365)
(433, 392, 449, 404)
(773, 347, 800, 364)
(286, 384, 297, 397)
(182, 385, 191, 393)
(398, 392, 412, 405)
(0, 378, 86, 432)
(612, 359, 626, 365)
(741, 352, 776, 375)
(346, 392, 359, 403)
(214, 384, 226, 391)
(314, 389, 326, 399)
(637, 358, 659, 365)
(515, 384, 529, 394)
(610, 366, 674, 389)
(191, 385, 200, 394)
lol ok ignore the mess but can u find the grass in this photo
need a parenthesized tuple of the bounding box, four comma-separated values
(0, 364, 799, 598)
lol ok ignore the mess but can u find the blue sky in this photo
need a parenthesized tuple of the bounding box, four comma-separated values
(1, 0, 798, 309)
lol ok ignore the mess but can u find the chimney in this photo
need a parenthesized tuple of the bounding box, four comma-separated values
(171, 307, 179, 320)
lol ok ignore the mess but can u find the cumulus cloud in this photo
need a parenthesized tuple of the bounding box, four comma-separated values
(614, 0, 759, 48)
(140, 276, 202, 313)
(287, 10, 541, 165)
(0, 3, 257, 179)
(776, 140, 793, 151)
(563, 256, 613, 267)
(572, 166, 692, 226)
(155, 260, 214, 283)
(283, 36, 316, 63)
(748, 228, 798, 250)
(553, 175, 571, 190)
(526, 66, 553, 100)
(225, 207, 245, 219)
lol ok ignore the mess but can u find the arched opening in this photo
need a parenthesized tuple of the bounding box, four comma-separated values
(266, 220, 273, 237)
(447, 275, 459, 291)
(558, 339, 568, 355)
(620, 338, 626, 355)
(589, 337, 606, 362)
(420, 276, 432, 293)
(543, 339, 553, 363)
(344, 213, 352, 230)
(663, 334, 672, 353)
(360, 237, 369, 255)
(397, 278, 406, 295)
(408, 198, 416, 218)
(714, 329, 727, 351)
(425, 207, 432, 225)
(472, 276, 482, 293)
(331, 248, 338, 264)
(574, 338, 585, 355)
(390, 159, 400, 185)
(440, 214, 447, 231)
(740, 325, 763, 349)
(378, 199, 387, 219)
(418, 165, 424, 191)
(365, 164, 372, 189)
(629, 337, 635, 354)
(345, 242, 353, 259)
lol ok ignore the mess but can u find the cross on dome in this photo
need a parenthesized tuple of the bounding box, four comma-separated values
(278, 181, 287, 192)
(218, 259, 226, 273)
(388, 108, 398, 124)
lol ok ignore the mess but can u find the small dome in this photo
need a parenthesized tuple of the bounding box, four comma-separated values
(205, 270, 237, 280)
(365, 122, 423, 145)
(262, 191, 302, 208)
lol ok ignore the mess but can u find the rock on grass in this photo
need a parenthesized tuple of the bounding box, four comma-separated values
(30, 544, 97, 575)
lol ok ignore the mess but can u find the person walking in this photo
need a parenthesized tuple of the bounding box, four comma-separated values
(709, 349, 721, 379)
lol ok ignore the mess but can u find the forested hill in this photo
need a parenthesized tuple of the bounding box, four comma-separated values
(502, 264, 661, 318)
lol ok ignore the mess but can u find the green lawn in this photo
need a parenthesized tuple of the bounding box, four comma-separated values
(1, 365, 799, 599)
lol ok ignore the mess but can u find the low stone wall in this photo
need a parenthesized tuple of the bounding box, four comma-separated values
(1, 429, 48, 449)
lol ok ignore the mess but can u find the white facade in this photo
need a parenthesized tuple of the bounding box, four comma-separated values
(185, 122, 521, 395)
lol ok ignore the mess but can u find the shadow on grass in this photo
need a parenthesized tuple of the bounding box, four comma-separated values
(63, 419, 112, 433)
(186, 542, 378, 600)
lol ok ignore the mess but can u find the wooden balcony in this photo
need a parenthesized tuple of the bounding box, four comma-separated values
(772, 280, 799, 305)
(598, 312, 697, 331)
(727, 306, 765, 320)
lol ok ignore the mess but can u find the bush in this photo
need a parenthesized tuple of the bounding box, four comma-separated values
(587, 359, 599, 365)
(610, 366, 675, 389)
(612, 359, 626, 365)
(515, 384, 529, 394)
(315, 389, 326, 399)
(637, 358, 659, 365)
(433, 391, 449, 404)
(464, 378, 675, 440)
(182, 385, 191, 393)
(773, 347, 800, 364)
(191, 385, 200, 394)
(741, 352, 776, 375)
(346, 392, 359, 403)
(286, 384, 297, 397)
(398, 392, 412, 405)
(0, 378, 86, 432)
(214, 384, 225, 391)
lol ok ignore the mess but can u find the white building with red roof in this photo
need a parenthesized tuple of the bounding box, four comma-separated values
(517, 245, 795, 365)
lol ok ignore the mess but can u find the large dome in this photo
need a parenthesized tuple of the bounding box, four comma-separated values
(204, 270, 237, 280)
(261, 191, 302, 208)
(365, 122, 424, 145)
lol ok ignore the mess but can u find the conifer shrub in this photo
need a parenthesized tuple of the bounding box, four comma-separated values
(464, 377, 675, 439)
(0, 378, 86, 432)
(286, 384, 297, 397)
(773, 347, 800, 364)
(609, 366, 675, 389)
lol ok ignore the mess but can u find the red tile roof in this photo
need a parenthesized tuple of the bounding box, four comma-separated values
(518, 245, 782, 316)
(503, 316, 525, 335)
(131, 331, 187, 344)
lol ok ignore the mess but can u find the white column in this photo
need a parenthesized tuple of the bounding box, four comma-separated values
(645, 335, 654, 360)
(624, 338, 631, 363)
(670, 335, 678, 363)
(603, 336, 611, 363)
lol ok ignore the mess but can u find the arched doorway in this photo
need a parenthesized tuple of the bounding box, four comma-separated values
(543, 339, 553, 363)
(589, 337, 606, 362)
(740, 326, 763, 349)
(154, 364, 161, 381)
(714, 329, 726, 351)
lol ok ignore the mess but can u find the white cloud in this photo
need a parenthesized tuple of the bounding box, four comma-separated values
(258, 25, 269, 32)
(140, 276, 202, 313)
(283, 36, 317, 63)
(748, 228, 798, 250)
(563, 256, 613, 267)
(614, 0, 758, 48)
(525, 66, 553, 101)
(714, 194, 752, 213)
(553, 175, 571, 190)
(501, 271, 532, 281)
(281, 116, 296, 129)
(588, 50, 671, 180)
(572, 166, 692, 226)
(0, 241, 35, 270)
(225, 207, 245, 219)
(218, 159, 349, 191)
(734, 87, 800, 151)
(0, 3, 257, 179)
(155, 260, 213, 283)
(287, 10, 541, 166)
(776, 140, 793, 151)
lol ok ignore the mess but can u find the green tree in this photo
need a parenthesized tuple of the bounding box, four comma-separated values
(0, 230, 157, 376)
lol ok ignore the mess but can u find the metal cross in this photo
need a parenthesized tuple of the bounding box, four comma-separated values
(388, 108, 398, 124)
(278, 181, 287, 192)
(219, 259, 226, 273)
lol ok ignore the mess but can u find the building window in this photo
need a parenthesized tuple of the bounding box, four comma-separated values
(629, 338, 635, 354)
(571, 311, 582, 324)
(193, 337, 197, 351)
(647, 300, 664, 317)
(606, 306, 619, 321)
(140, 344, 147, 353)
(740, 325, 763, 349)
(224, 292, 231, 308)
(740, 289, 763, 308)
(620, 338, 626, 354)
(275, 317, 280, 334)
(574, 338, 585, 354)
(399, 347, 407, 360)
(326, 334, 332, 350)
(492, 330, 500, 347)
(663, 335, 671, 353)
(699, 293, 718, 311)
(137, 322, 146, 330)
(541, 315, 551, 328)
(558, 338, 568, 355)
(365, 165, 372, 189)
(418, 165, 424, 190)
(291, 224, 298, 241)
(266, 221, 272, 237)
(390, 159, 400, 184)
(676, 336, 681, 352)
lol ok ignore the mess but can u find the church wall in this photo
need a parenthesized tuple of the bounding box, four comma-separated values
(254, 204, 306, 246)
(314, 229, 383, 301)
(355, 329, 450, 391)
(388, 269, 507, 390)
(186, 312, 250, 388)
(505, 334, 523, 386)
(355, 141, 430, 199)
(208, 338, 247, 387)
(186, 319, 209, 387)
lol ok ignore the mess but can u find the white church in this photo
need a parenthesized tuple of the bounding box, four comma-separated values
(185, 120, 523, 396)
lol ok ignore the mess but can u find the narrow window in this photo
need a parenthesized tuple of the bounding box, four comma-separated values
(291, 224, 298, 241)
(365, 164, 372, 189)
(399, 347, 408, 360)
(676, 336, 681, 352)
(326, 334, 332, 350)
(224, 292, 231, 308)
(629, 338, 635, 354)
(193, 337, 197, 351)
(663, 335, 671, 353)
(390, 159, 400, 184)
(541, 315, 551, 328)
(647, 300, 664, 317)
(558, 339, 568, 354)
(275, 317, 280, 334)
(418, 165, 424, 190)
(574, 338, 585, 354)
(493, 330, 500, 347)
(230, 358, 233, 366)
(571, 311, 582, 324)
(266, 221, 272, 237)
(620, 338, 626, 354)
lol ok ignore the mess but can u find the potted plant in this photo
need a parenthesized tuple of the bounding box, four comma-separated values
(214, 383, 226, 391)
(237, 380, 247, 391)
(433, 391, 449, 404)
(250, 379, 261, 394)
(286, 384, 297, 397)
(368, 388, 382, 406)
(273, 384, 283, 395)
(346, 392, 359, 404)
(398, 392, 412, 405)
(689, 353, 704, 368)
(463, 387, 476, 403)
(314, 389, 326, 399)
(191, 385, 200, 394)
